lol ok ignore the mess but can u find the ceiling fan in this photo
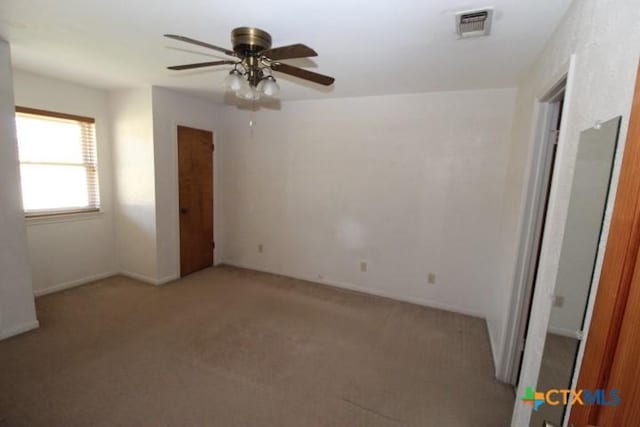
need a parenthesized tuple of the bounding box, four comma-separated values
(165, 27, 335, 100)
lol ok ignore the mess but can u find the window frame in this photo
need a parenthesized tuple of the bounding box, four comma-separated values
(15, 106, 101, 218)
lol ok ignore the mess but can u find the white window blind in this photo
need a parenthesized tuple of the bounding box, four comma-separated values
(15, 107, 100, 217)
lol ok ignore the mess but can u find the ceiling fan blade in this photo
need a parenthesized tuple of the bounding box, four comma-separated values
(164, 34, 236, 57)
(262, 43, 317, 60)
(271, 63, 335, 86)
(167, 60, 236, 70)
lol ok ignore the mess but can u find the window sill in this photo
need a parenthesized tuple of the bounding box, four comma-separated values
(25, 210, 104, 225)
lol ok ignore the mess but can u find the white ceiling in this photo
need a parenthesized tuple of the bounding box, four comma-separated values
(0, 0, 572, 102)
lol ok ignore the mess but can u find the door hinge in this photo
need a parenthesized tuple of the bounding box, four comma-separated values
(212, 144, 215, 152)
(212, 241, 216, 249)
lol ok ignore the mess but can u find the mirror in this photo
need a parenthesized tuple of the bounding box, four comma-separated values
(531, 116, 621, 427)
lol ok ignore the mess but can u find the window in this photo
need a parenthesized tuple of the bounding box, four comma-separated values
(15, 107, 100, 217)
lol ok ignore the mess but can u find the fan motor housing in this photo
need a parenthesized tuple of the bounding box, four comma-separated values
(231, 27, 272, 54)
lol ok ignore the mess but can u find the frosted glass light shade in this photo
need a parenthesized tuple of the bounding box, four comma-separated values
(236, 85, 260, 101)
(259, 78, 280, 97)
(224, 71, 243, 91)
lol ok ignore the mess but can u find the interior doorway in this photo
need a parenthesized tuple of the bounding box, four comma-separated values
(177, 125, 214, 277)
(509, 80, 566, 385)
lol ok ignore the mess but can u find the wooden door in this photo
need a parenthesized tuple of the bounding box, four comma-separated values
(569, 62, 640, 426)
(177, 125, 213, 276)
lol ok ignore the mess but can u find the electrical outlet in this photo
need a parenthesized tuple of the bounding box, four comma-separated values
(360, 261, 367, 272)
(553, 295, 564, 308)
(258, 244, 263, 253)
(428, 273, 436, 284)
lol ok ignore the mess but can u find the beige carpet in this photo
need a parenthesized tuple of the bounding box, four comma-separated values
(0, 266, 514, 426)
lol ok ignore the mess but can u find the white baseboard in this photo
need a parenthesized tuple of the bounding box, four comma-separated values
(120, 270, 179, 286)
(221, 260, 485, 319)
(154, 274, 179, 285)
(486, 325, 502, 380)
(35, 270, 179, 297)
(34, 271, 116, 297)
(0, 319, 40, 340)
(548, 326, 582, 339)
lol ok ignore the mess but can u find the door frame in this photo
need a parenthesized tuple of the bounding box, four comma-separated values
(498, 62, 572, 384)
(173, 122, 216, 277)
(508, 81, 565, 386)
(510, 55, 579, 426)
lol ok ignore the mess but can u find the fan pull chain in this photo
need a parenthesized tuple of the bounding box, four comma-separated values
(249, 109, 255, 136)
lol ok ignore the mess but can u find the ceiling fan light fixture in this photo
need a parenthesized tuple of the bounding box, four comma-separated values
(237, 84, 260, 101)
(165, 28, 334, 100)
(258, 76, 280, 97)
(224, 69, 244, 91)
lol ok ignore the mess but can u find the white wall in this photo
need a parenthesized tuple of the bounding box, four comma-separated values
(9, 82, 225, 289)
(12, 70, 117, 295)
(110, 88, 158, 282)
(0, 39, 38, 339)
(109, 86, 226, 284)
(221, 89, 517, 326)
(151, 86, 228, 280)
(501, 0, 640, 424)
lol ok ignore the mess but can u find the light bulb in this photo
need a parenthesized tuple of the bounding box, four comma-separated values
(224, 71, 243, 92)
(259, 77, 280, 97)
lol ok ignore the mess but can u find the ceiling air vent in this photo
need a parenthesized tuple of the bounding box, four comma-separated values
(456, 8, 493, 38)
